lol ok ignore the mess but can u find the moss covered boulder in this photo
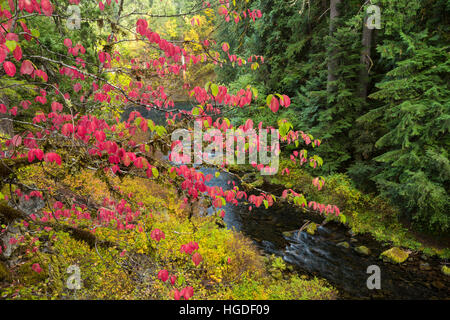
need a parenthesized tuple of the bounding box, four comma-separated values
(442, 265, 450, 276)
(336, 241, 350, 249)
(354, 246, 371, 256)
(380, 247, 410, 264)
(306, 223, 317, 236)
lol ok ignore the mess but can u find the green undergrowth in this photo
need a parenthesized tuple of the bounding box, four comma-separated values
(0, 165, 337, 300)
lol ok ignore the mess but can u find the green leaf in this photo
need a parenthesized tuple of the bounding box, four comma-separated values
(266, 94, 274, 106)
(5, 41, 17, 52)
(155, 126, 167, 137)
(151, 167, 159, 178)
(211, 83, 219, 97)
(147, 120, 155, 132)
(31, 29, 40, 38)
(251, 87, 258, 99)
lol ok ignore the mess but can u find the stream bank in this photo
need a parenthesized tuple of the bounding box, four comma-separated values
(201, 167, 450, 299)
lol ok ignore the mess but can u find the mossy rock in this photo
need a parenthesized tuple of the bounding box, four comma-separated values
(0, 261, 11, 281)
(250, 178, 264, 188)
(336, 241, 350, 249)
(442, 265, 450, 276)
(354, 246, 371, 256)
(306, 223, 317, 236)
(380, 247, 410, 264)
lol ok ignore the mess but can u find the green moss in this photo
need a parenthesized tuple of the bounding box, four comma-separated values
(17, 261, 48, 285)
(336, 241, 350, 249)
(354, 246, 371, 256)
(229, 275, 338, 300)
(441, 265, 450, 276)
(0, 261, 11, 281)
(380, 247, 410, 264)
(250, 178, 264, 188)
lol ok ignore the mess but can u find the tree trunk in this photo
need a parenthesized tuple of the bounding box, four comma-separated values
(327, 0, 341, 93)
(359, 14, 373, 100)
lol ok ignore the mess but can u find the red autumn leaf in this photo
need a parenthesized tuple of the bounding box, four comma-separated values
(181, 286, 194, 300)
(123, 154, 131, 167)
(269, 97, 279, 113)
(150, 228, 165, 242)
(157, 269, 169, 282)
(44, 153, 62, 165)
(136, 19, 148, 35)
(41, 0, 54, 16)
(222, 42, 230, 52)
(94, 130, 106, 142)
(282, 94, 291, 108)
(173, 289, 181, 300)
(3, 61, 16, 76)
(61, 123, 74, 136)
(13, 45, 22, 61)
(51, 101, 63, 112)
(0, 47, 7, 64)
(98, 51, 106, 63)
(192, 252, 203, 266)
(73, 83, 82, 92)
(11, 135, 22, 147)
(64, 38, 73, 48)
(20, 60, 34, 75)
(31, 263, 42, 273)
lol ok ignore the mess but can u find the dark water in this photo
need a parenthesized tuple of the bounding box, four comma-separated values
(200, 168, 450, 300)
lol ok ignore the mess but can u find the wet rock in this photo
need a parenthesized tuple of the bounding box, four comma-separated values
(350, 238, 358, 243)
(442, 265, 450, 276)
(306, 223, 317, 236)
(1, 225, 22, 258)
(380, 247, 410, 264)
(419, 263, 432, 271)
(336, 241, 350, 249)
(354, 246, 371, 256)
(14, 194, 45, 216)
